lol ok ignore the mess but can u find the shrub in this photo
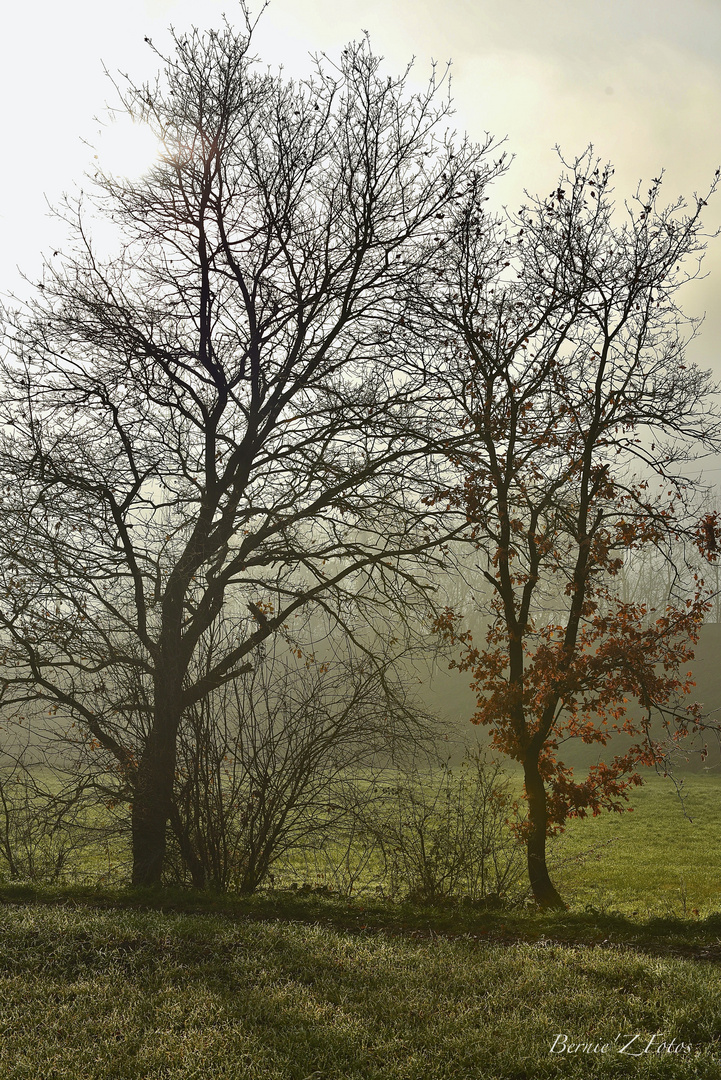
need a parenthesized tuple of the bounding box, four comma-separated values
(164, 643, 436, 893)
(292, 748, 526, 903)
(0, 756, 114, 883)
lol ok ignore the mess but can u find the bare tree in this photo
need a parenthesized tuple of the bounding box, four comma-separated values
(0, 15, 501, 884)
(427, 152, 721, 906)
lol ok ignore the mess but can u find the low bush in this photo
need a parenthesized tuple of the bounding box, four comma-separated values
(0, 759, 115, 884)
(286, 748, 526, 903)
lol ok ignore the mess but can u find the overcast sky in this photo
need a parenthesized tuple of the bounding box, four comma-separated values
(2, 0, 719, 385)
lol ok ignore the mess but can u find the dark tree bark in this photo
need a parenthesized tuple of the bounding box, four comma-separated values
(131, 681, 183, 886)
(523, 756, 564, 909)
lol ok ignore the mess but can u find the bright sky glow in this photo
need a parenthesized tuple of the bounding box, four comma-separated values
(0, 0, 718, 411)
(94, 116, 163, 180)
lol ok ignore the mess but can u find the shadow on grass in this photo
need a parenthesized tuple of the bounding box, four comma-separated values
(1, 882, 720, 960)
(1, 896, 721, 1080)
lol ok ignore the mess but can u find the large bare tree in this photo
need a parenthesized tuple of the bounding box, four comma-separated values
(0, 17, 500, 884)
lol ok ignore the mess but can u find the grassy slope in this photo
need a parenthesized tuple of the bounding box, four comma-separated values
(1, 771, 721, 1077)
(1, 901, 721, 1080)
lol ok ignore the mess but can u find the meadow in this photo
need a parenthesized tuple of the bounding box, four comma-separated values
(551, 772, 721, 918)
(2, 900, 721, 1080)
(1, 772, 721, 1078)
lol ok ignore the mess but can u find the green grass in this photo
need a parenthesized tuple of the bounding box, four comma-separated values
(552, 774, 721, 916)
(2, 772, 721, 1078)
(1, 899, 721, 1079)
(4, 765, 721, 915)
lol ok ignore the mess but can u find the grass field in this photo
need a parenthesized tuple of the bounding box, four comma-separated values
(1, 897, 721, 1079)
(1, 772, 720, 1078)
(552, 773, 721, 917)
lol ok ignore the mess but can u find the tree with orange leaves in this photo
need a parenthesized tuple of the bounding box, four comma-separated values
(423, 151, 721, 907)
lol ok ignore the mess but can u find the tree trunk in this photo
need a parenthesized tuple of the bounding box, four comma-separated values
(168, 803, 207, 889)
(131, 703, 180, 886)
(523, 755, 565, 909)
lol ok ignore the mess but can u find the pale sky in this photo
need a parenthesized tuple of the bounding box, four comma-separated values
(2, 0, 720, 383)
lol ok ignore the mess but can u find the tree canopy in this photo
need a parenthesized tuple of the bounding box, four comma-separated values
(0, 11, 718, 902)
